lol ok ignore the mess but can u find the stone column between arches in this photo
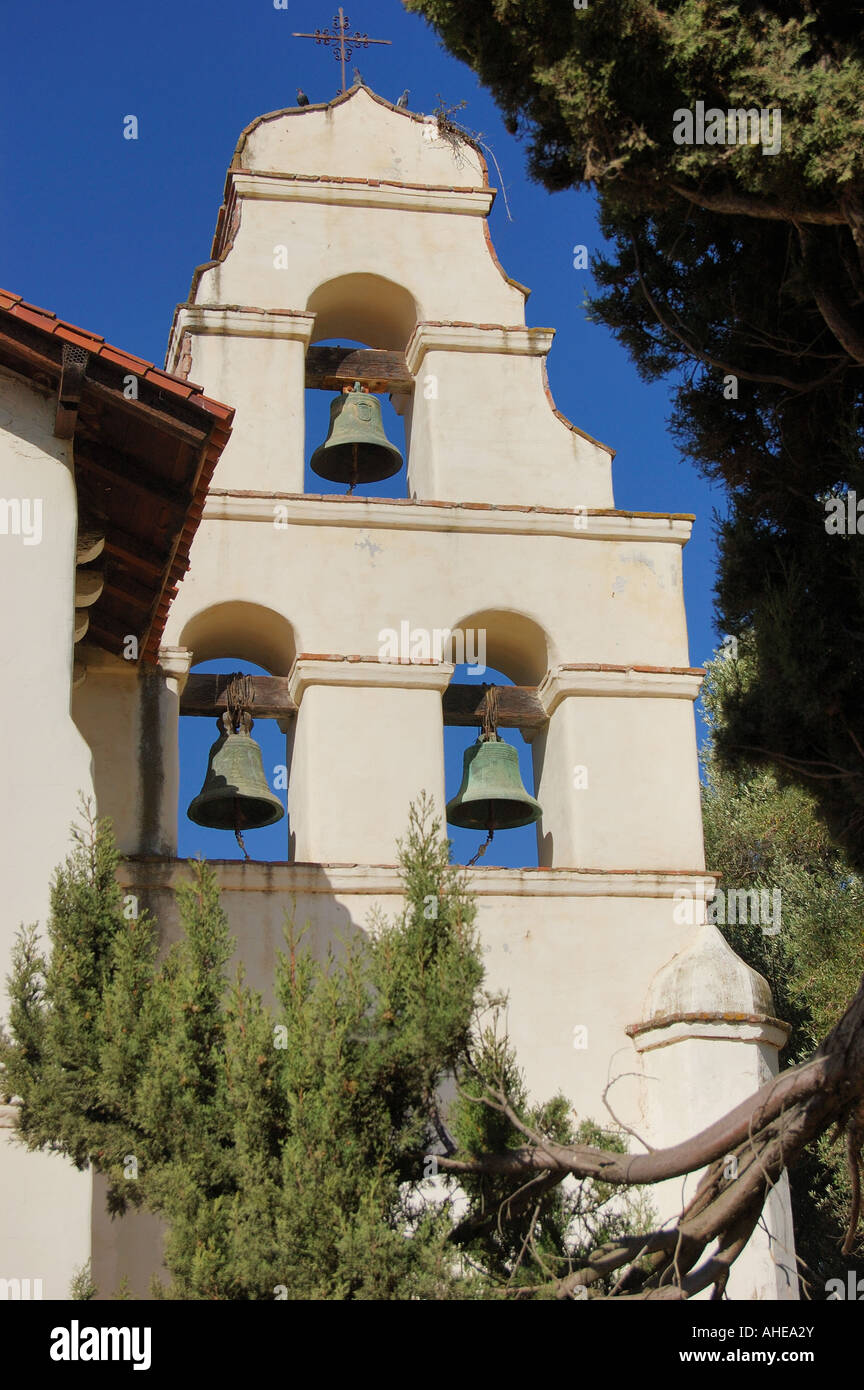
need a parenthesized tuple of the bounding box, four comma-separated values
(531, 666, 707, 870)
(286, 657, 453, 863)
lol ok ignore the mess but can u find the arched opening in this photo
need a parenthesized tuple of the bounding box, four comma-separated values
(304, 274, 418, 501)
(177, 605, 298, 862)
(178, 659, 289, 863)
(304, 339, 409, 500)
(179, 602, 297, 675)
(449, 607, 550, 687)
(307, 273, 418, 350)
(442, 610, 550, 868)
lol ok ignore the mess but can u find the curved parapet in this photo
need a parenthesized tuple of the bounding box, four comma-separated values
(164, 83, 615, 507)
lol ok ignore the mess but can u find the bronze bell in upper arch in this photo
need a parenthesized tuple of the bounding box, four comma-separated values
(310, 381, 403, 490)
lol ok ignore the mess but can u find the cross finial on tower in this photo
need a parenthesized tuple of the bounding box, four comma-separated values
(293, 8, 392, 96)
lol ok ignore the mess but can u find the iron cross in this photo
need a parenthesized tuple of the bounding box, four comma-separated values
(293, 9, 392, 95)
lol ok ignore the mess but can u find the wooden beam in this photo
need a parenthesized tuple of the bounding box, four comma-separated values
(305, 346, 412, 395)
(179, 675, 547, 729)
(75, 442, 190, 515)
(181, 674, 296, 718)
(55, 344, 89, 439)
(84, 376, 210, 446)
(86, 618, 140, 650)
(102, 531, 169, 579)
(443, 684, 546, 730)
(102, 577, 157, 614)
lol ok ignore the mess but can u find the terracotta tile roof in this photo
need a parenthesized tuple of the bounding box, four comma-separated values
(0, 288, 234, 665)
(0, 288, 231, 421)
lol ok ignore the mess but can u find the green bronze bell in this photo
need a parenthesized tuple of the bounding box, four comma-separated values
(310, 381, 403, 489)
(446, 734, 542, 832)
(188, 714, 284, 833)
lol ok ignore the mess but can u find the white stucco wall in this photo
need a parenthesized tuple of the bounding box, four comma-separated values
(0, 369, 95, 1298)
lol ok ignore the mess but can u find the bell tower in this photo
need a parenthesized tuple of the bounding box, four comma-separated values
(112, 84, 797, 1298)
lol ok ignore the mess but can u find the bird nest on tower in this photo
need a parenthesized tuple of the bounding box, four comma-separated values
(433, 97, 472, 168)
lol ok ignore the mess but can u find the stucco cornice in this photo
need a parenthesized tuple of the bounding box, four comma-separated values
(288, 656, 454, 704)
(203, 491, 695, 544)
(230, 170, 493, 216)
(405, 322, 554, 370)
(538, 664, 705, 710)
(120, 859, 718, 899)
(173, 305, 316, 343)
(627, 1013, 790, 1052)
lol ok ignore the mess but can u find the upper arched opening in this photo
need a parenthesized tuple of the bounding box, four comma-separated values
(179, 602, 297, 676)
(448, 608, 550, 688)
(307, 274, 418, 351)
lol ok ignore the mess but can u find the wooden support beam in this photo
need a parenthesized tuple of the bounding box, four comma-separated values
(84, 376, 210, 447)
(443, 684, 546, 730)
(75, 442, 190, 515)
(55, 344, 89, 439)
(305, 345, 412, 395)
(102, 530, 167, 579)
(85, 619, 138, 650)
(179, 675, 547, 729)
(180, 674, 297, 718)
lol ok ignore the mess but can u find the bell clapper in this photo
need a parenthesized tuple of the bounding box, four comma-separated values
(234, 805, 251, 863)
(467, 827, 494, 867)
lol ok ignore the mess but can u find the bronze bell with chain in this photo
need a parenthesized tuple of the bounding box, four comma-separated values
(446, 687, 542, 862)
(187, 674, 284, 857)
(310, 381, 403, 490)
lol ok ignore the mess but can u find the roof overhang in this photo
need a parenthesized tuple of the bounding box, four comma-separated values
(0, 290, 234, 664)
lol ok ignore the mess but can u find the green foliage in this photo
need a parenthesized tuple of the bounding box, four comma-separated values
(1, 796, 649, 1299)
(701, 644, 864, 1289)
(69, 1261, 97, 1301)
(449, 1024, 655, 1293)
(406, 0, 864, 866)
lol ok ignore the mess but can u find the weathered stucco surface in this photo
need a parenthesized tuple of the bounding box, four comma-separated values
(0, 88, 797, 1301)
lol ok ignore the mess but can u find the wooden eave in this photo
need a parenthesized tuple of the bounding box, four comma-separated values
(0, 291, 234, 664)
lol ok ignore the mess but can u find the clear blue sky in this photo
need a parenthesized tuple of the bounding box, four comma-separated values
(1, 0, 728, 865)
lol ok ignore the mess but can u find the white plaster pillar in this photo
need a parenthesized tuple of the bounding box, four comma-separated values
(286, 658, 452, 862)
(534, 666, 706, 869)
(170, 307, 315, 494)
(629, 923, 798, 1300)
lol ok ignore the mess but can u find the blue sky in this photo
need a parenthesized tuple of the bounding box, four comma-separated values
(1, 0, 728, 865)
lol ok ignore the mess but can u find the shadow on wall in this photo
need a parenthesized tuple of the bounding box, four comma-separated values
(94, 860, 373, 1299)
